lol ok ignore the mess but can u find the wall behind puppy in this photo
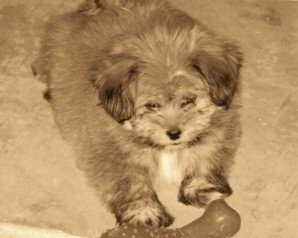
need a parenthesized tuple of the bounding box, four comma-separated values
(0, 1, 297, 238)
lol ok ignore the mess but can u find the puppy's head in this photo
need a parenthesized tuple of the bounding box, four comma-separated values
(96, 13, 242, 148)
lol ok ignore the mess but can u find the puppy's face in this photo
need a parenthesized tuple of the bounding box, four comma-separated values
(96, 21, 242, 148)
(129, 68, 218, 148)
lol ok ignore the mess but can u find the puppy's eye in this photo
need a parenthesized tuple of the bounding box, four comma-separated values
(181, 96, 196, 108)
(145, 102, 161, 110)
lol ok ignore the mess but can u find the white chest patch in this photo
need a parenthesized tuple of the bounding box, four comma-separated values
(158, 150, 183, 184)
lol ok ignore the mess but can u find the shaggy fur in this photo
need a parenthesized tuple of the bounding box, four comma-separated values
(34, 0, 242, 228)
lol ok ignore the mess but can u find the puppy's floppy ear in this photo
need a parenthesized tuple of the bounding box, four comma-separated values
(190, 41, 243, 108)
(95, 54, 138, 123)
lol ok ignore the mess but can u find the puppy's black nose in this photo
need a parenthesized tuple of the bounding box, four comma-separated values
(166, 129, 181, 140)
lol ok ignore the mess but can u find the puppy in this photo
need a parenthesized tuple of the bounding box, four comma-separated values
(35, 0, 242, 228)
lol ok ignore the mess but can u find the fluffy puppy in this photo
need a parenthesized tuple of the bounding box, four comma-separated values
(35, 0, 242, 228)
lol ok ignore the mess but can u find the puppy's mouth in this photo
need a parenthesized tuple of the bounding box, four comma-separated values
(167, 134, 205, 148)
(133, 135, 182, 149)
(164, 142, 184, 150)
(168, 141, 183, 146)
(133, 134, 204, 149)
(170, 142, 181, 145)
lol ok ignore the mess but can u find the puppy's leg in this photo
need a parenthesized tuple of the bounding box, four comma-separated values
(108, 172, 174, 228)
(78, 145, 173, 227)
(178, 171, 232, 207)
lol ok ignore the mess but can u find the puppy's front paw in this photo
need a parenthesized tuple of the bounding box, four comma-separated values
(116, 199, 174, 228)
(178, 176, 232, 207)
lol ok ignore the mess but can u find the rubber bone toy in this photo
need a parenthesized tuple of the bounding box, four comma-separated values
(100, 199, 241, 238)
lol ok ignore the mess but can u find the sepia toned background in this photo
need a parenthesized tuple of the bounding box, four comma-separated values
(0, 0, 297, 237)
